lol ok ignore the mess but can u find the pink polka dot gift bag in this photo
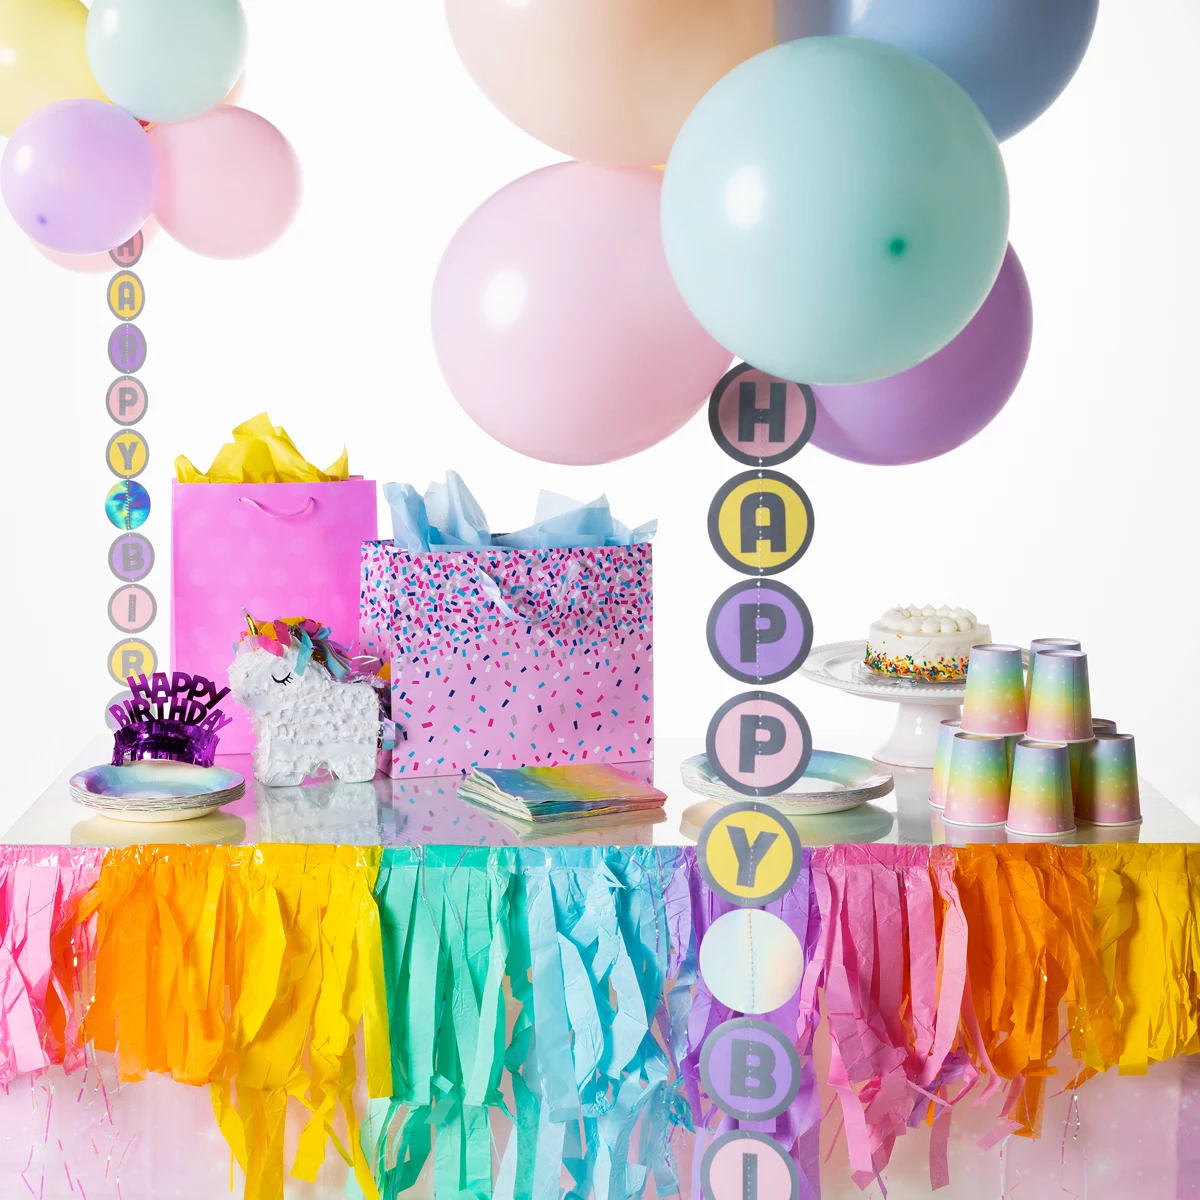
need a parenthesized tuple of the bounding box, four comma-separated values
(170, 416, 377, 754)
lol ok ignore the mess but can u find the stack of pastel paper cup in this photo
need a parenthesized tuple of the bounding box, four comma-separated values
(1076, 733, 1141, 826)
(960, 645, 1026, 775)
(1027, 638, 1081, 704)
(1006, 739, 1076, 837)
(929, 718, 960, 809)
(1092, 718, 1117, 736)
(943, 732, 1010, 827)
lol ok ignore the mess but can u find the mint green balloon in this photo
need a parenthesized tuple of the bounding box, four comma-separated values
(87, 0, 247, 124)
(661, 37, 1009, 385)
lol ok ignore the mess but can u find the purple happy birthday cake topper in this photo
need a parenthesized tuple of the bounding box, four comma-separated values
(109, 671, 233, 768)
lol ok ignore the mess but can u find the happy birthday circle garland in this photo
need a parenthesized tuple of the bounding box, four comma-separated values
(103, 232, 156, 726)
(705, 363, 816, 796)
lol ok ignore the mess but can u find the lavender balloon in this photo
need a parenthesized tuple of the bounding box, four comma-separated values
(2, 100, 157, 255)
(810, 243, 1032, 465)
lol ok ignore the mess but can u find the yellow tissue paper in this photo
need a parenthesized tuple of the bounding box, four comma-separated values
(175, 412, 350, 483)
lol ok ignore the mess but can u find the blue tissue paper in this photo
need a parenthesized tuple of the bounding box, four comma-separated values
(383, 475, 656, 552)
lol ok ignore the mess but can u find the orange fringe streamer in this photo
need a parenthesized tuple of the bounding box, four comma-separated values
(952, 844, 1119, 1138)
(79, 844, 389, 1200)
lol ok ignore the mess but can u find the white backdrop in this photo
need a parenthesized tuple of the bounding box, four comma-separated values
(1, 0, 1197, 829)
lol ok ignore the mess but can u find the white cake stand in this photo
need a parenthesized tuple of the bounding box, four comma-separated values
(798, 640, 965, 769)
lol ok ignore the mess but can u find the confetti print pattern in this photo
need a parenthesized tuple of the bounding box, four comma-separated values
(360, 542, 654, 777)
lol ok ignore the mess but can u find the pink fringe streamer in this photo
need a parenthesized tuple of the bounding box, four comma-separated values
(0, 847, 104, 1084)
(806, 845, 980, 1192)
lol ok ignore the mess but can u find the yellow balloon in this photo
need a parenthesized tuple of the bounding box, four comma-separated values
(0, 0, 107, 136)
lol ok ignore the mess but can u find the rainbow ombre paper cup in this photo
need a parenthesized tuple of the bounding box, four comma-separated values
(1068, 721, 1117, 794)
(1067, 739, 1093, 801)
(1026, 649, 1092, 742)
(961, 644, 1026, 736)
(1076, 733, 1141, 826)
(1027, 638, 1082, 703)
(1006, 739, 1075, 837)
(1080, 820, 1142, 844)
(941, 818, 1008, 846)
(943, 732, 1010, 827)
(929, 718, 960, 809)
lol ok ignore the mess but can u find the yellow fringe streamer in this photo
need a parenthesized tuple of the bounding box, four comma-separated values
(1084, 843, 1200, 1073)
(80, 845, 389, 1200)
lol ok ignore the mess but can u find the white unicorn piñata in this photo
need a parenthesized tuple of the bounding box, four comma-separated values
(228, 615, 382, 786)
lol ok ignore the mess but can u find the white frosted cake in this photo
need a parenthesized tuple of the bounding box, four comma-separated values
(865, 604, 990, 682)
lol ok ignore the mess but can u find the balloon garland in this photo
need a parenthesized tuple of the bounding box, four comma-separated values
(0, 0, 299, 263)
(437, 0, 1096, 464)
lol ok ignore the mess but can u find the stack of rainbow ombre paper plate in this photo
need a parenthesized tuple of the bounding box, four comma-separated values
(70, 761, 245, 823)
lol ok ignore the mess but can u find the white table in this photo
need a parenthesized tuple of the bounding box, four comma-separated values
(7, 734, 1196, 848)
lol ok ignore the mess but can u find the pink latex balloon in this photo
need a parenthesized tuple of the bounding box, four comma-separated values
(432, 163, 733, 465)
(148, 106, 300, 259)
(33, 217, 159, 273)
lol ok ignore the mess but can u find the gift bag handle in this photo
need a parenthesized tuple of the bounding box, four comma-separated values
(239, 495, 316, 519)
(475, 558, 586, 624)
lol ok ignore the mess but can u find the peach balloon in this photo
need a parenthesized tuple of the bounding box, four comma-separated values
(431, 163, 733, 465)
(444, 0, 771, 166)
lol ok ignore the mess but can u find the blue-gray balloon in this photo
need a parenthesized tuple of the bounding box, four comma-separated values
(776, 0, 1098, 141)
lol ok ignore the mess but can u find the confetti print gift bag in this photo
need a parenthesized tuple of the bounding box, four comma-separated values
(360, 543, 653, 778)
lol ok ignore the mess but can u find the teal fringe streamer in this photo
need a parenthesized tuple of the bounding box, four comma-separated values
(370, 846, 691, 1200)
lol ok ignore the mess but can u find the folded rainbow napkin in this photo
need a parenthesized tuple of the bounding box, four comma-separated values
(457, 763, 666, 824)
